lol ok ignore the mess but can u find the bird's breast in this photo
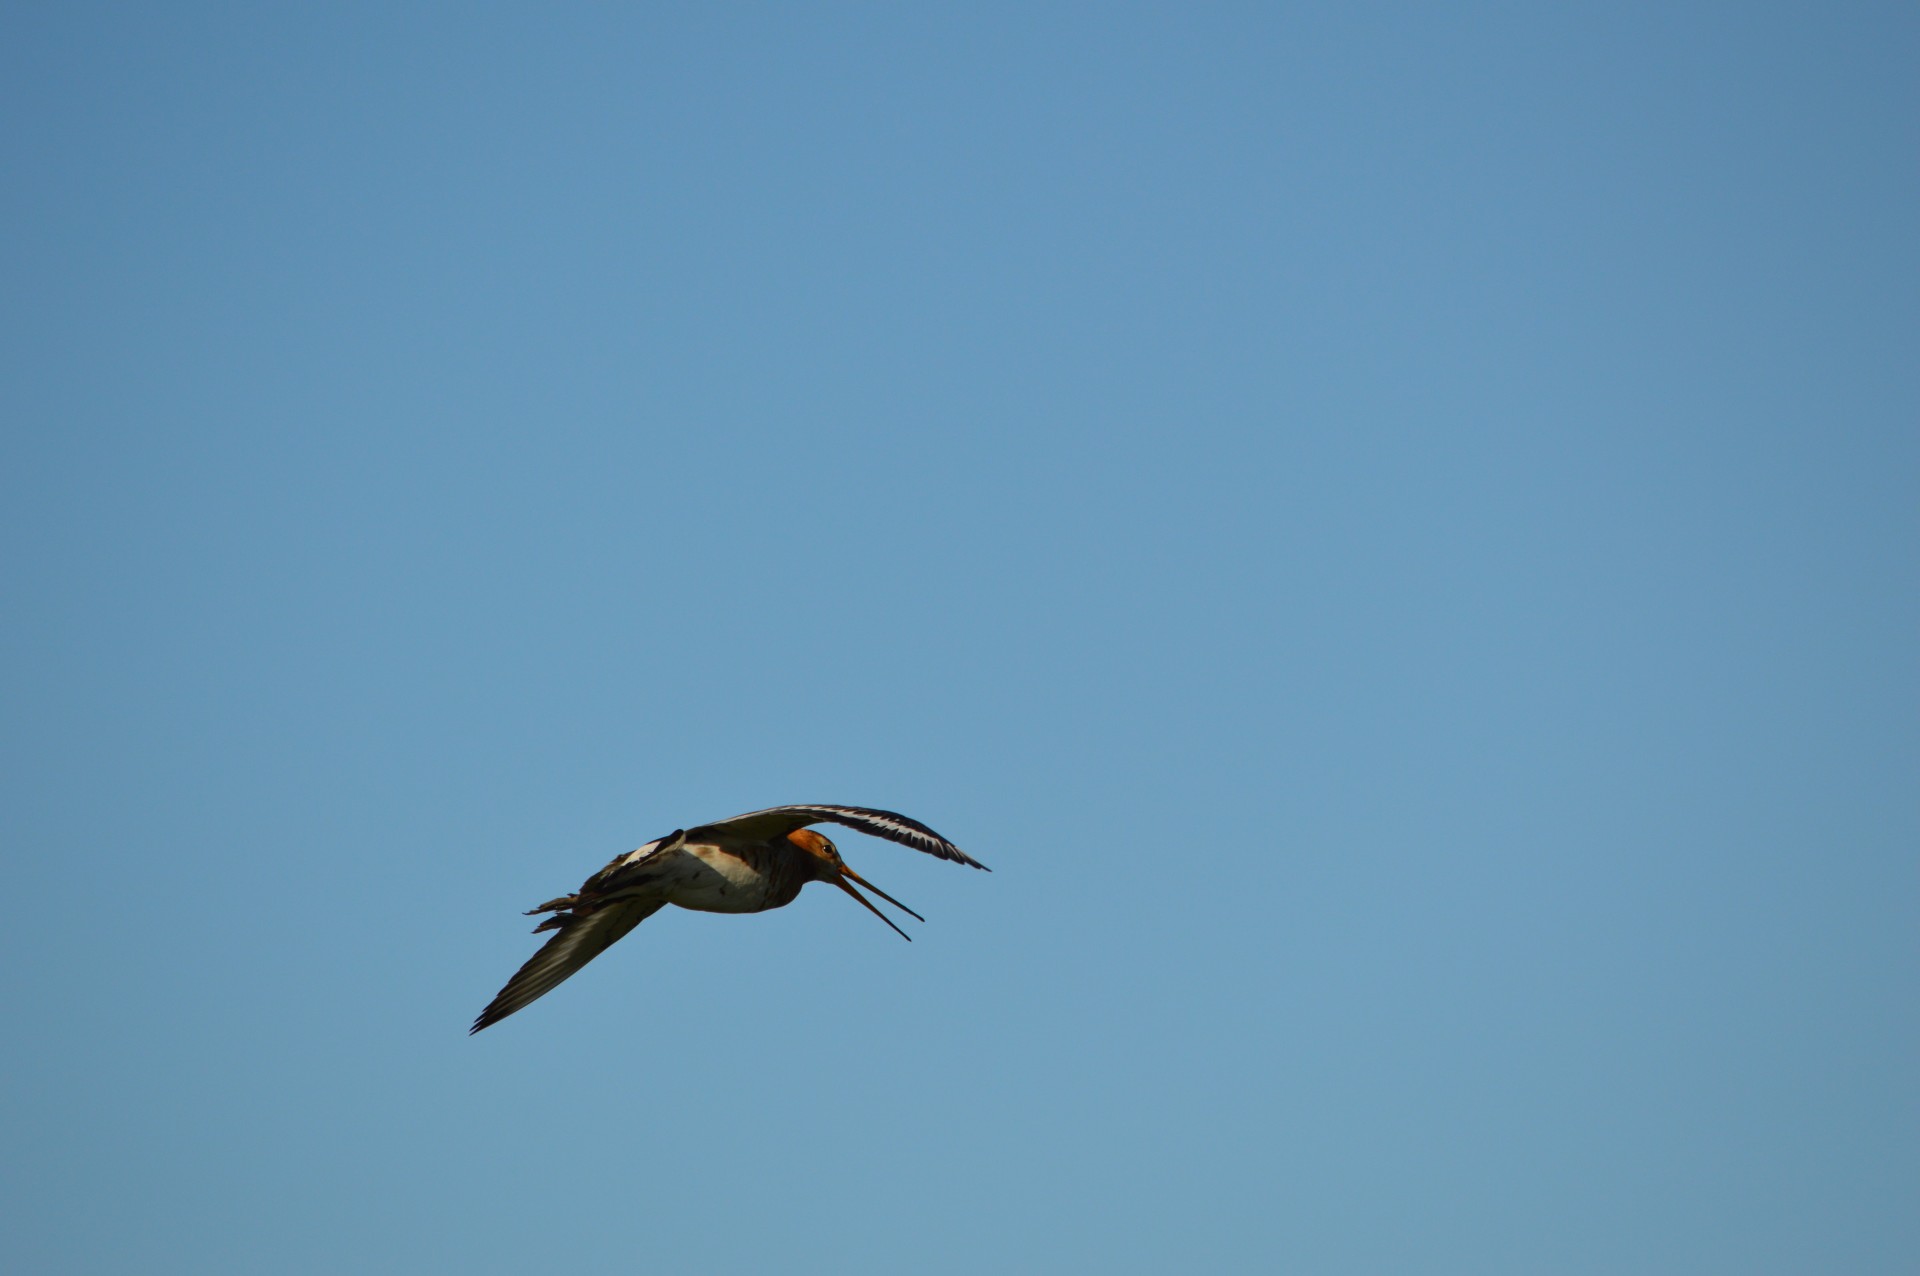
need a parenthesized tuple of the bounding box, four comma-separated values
(663, 843, 802, 914)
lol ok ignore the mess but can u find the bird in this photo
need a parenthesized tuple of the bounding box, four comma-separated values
(470, 804, 986, 1033)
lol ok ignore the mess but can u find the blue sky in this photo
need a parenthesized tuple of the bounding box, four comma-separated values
(3, 4, 1915, 1272)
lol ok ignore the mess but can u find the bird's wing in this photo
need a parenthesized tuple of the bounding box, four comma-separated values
(470, 897, 664, 1033)
(691, 804, 988, 870)
(578, 829, 685, 897)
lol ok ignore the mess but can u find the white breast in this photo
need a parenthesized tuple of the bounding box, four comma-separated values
(660, 845, 778, 914)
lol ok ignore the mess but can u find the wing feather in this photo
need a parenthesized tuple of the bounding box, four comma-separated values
(469, 898, 663, 1034)
(693, 804, 987, 870)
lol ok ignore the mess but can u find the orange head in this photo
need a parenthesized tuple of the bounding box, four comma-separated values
(785, 828, 924, 940)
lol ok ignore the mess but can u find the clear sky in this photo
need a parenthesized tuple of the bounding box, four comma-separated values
(3, 4, 1915, 1273)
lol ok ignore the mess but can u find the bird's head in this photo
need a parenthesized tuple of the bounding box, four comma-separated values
(785, 828, 924, 941)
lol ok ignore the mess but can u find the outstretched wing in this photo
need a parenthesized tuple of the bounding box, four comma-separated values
(692, 804, 988, 870)
(469, 898, 664, 1034)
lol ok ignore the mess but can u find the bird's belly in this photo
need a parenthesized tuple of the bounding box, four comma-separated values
(665, 848, 785, 914)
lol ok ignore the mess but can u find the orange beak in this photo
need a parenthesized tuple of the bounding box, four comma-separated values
(833, 865, 923, 941)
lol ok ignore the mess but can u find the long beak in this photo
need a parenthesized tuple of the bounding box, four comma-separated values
(833, 867, 922, 941)
(843, 864, 924, 923)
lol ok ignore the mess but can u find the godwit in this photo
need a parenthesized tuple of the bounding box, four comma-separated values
(471, 804, 985, 1033)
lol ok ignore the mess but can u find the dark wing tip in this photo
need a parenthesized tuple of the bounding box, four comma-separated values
(470, 986, 528, 1034)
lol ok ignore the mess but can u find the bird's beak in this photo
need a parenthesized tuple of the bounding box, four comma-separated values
(834, 865, 923, 941)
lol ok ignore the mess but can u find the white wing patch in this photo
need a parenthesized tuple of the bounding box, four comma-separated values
(618, 838, 669, 869)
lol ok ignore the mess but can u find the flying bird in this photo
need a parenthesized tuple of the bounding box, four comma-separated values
(471, 804, 985, 1033)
